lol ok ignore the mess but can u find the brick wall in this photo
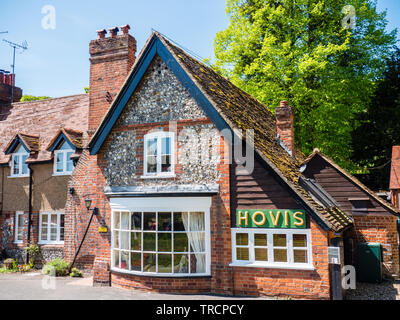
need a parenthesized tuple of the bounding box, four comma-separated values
(350, 215, 399, 275)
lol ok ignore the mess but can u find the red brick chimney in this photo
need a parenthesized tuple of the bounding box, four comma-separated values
(276, 101, 295, 156)
(390, 146, 400, 208)
(88, 24, 137, 133)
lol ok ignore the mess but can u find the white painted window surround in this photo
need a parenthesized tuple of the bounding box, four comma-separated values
(110, 197, 211, 277)
(38, 212, 65, 245)
(10, 144, 29, 178)
(142, 131, 175, 178)
(14, 211, 24, 244)
(230, 228, 314, 270)
(53, 141, 74, 176)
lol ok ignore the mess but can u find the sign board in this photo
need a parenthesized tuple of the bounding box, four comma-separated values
(328, 247, 341, 265)
(99, 226, 108, 233)
(236, 210, 306, 229)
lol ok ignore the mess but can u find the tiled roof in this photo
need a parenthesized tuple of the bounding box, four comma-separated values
(157, 33, 353, 232)
(0, 94, 89, 164)
(47, 128, 84, 151)
(4, 132, 40, 154)
(390, 146, 400, 190)
(304, 149, 400, 216)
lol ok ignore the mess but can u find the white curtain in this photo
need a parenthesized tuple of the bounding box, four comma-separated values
(182, 212, 206, 273)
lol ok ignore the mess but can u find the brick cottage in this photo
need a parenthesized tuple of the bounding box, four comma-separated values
(0, 25, 399, 300)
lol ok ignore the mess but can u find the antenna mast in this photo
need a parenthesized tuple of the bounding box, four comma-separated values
(2, 39, 28, 103)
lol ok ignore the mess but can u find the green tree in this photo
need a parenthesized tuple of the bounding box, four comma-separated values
(351, 48, 400, 187)
(214, 0, 397, 169)
(20, 95, 51, 102)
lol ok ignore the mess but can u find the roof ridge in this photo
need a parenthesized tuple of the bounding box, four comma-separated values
(10, 93, 88, 106)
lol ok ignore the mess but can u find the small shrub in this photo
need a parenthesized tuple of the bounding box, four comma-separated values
(18, 264, 31, 273)
(42, 258, 70, 277)
(70, 268, 83, 278)
(26, 245, 40, 267)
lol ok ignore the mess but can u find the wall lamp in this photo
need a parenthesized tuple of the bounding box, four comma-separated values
(84, 197, 99, 215)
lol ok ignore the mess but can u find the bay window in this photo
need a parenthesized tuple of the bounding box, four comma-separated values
(143, 131, 175, 177)
(39, 212, 65, 244)
(231, 229, 313, 270)
(111, 197, 211, 276)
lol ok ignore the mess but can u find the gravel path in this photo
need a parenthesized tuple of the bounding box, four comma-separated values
(346, 280, 400, 300)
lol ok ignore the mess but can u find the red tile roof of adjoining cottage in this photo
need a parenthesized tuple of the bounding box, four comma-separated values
(4, 132, 40, 154)
(46, 128, 84, 151)
(390, 146, 400, 190)
(0, 94, 89, 164)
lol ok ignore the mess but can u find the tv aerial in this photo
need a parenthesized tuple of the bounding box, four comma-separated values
(2, 38, 28, 102)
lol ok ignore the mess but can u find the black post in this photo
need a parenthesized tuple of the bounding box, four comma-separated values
(69, 208, 98, 272)
(26, 165, 33, 264)
(330, 237, 343, 300)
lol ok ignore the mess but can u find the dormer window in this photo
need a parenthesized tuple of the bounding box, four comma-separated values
(143, 131, 175, 178)
(10, 144, 29, 178)
(53, 141, 74, 176)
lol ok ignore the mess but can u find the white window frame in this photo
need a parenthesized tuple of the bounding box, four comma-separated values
(10, 148, 29, 178)
(230, 228, 314, 270)
(38, 212, 65, 245)
(14, 211, 24, 244)
(142, 131, 175, 178)
(110, 197, 211, 277)
(53, 149, 74, 176)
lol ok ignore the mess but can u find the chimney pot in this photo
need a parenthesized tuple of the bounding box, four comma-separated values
(280, 100, 289, 107)
(120, 24, 131, 35)
(96, 29, 107, 39)
(109, 27, 119, 38)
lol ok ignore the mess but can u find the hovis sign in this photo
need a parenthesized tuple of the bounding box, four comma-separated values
(236, 210, 306, 229)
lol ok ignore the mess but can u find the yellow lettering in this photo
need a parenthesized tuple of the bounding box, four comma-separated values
(238, 211, 249, 227)
(252, 211, 266, 226)
(269, 211, 282, 227)
(285, 211, 289, 227)
(293, 212, 305, 227)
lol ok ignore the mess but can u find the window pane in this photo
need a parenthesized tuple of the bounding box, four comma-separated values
(41, 214, 48, 241)
(189, 212, 205, 231)
(130, 253, 141, 272)
(56, 153, 63, 172)
(143, 213, 156, 231)
(120, 232, 130, 250)
(294, 250, 308, 263)
(121, 251, 129, 270)
(158, 212, 172, 231)
(22, 155, 29, 175)
(161, 155, 171, 172)
(162, 137, 170, 155)
(190, 254, 206, 274)
(113, 212, 120, 229)
(255, 248, 268, 262)
(273, 234, 287, 247)
(131, 212, 141, 231)
(254, 234, 267, 246)
(13, 156, 20, 175)
(173, 254, 189, 274)
(50, 214, 57, 241)
(113, 231, 119, 248)
(113, 250, 120, 268)
(158, 233, 172, 252)
(66, 152, 74, 172)
(59, 214, 65, 241)
(147, 156, 157, 173)
(174, 233, 188, 252)
(293, 234, 307, 247)
(236, 233, 248, 246)
(274, 249, 288, 262)
(143, 233, 156, 251)
(131, 232, 141, 251)
(158, 254, 172, 274)
(189, 232, 205, 253)
(173, 212, 187, 231)
(143, 253, 156, 272)
(121, 212, 130, 230)
(147, 138, 157, 156)
(236, 248, 249, 261)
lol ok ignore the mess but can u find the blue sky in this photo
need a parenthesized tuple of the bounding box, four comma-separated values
(0, 0, 398, 98)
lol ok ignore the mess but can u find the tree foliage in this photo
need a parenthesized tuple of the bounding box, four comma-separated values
(20, 95, 51, 102)
(214, 0, 397, 169)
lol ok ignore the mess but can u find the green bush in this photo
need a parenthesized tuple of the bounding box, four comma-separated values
(26, 244, 40, 267)
(42, 258, 70, 277)
(70, 268, 83, 278)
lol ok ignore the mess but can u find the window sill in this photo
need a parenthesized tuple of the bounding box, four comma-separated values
(229, 262, 315, 271)
(8, 175, 29, 179)
(38, 242, 64, 246)
(140, 174, 176, 180)
(111, 267, 211, 278)
(52, 173, 72, 177)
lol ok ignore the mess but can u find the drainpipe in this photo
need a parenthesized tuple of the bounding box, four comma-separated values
(26, 164, 34, 264)
(330, 236, 343, 300)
